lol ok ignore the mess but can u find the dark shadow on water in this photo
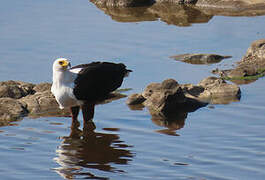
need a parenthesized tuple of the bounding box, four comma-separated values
(53, 121, 134, 179)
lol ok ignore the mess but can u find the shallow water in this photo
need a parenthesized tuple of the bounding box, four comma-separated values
(1, 0, 265, 179)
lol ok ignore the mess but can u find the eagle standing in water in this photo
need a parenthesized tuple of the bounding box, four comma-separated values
(51, 58, 131, 123)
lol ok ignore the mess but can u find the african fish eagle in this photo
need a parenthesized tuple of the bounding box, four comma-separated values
(51, 58, 131, 123)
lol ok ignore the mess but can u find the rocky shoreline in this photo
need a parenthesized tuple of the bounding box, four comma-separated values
(0, 39, 264, 126)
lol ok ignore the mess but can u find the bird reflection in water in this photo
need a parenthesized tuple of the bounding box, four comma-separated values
(53, 120, 133, 179)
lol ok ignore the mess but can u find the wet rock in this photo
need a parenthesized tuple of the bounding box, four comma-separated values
(0, 98, 28, 126)
(0, 80, 35, 99)
(170, 53, 231, 65)
(213, 39, 265, 84)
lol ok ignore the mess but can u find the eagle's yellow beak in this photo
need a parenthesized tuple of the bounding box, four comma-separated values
(59, 60, 70, 69)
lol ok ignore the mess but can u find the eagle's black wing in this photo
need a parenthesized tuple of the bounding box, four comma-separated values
(72, 62, 131, 102)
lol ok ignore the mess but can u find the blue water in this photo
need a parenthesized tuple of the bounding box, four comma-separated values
(0, 0, 265, 179)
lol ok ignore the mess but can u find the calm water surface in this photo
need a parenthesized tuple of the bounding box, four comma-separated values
(0, 0, 265, 179)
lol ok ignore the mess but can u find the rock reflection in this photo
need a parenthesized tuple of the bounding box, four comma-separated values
(90, 2, 212, 26)
(128, 101, 204, 136)
(53, 121, 133, 179)
(150, 109, 187, 136)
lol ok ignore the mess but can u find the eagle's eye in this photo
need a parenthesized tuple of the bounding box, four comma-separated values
(59, 61, 64, 65)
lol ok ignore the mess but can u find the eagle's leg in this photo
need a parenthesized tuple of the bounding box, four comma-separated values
(81, 102, 95, 122)
(82, 102, 96, 134)
(70, 106, 80, 127)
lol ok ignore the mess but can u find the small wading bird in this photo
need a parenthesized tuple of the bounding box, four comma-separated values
(51, 58, 131, 125)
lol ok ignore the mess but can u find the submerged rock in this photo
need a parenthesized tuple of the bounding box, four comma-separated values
(213, 39, 265, 84)
(170, 53, 231, 65)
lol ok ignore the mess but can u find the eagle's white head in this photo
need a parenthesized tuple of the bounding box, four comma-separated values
(53, 58, 71, 72)
(52, 58, 79, 109)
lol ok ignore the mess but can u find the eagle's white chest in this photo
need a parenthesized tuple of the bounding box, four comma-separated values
(51, 70, 82, 109)
(52, 84, 78, 109)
